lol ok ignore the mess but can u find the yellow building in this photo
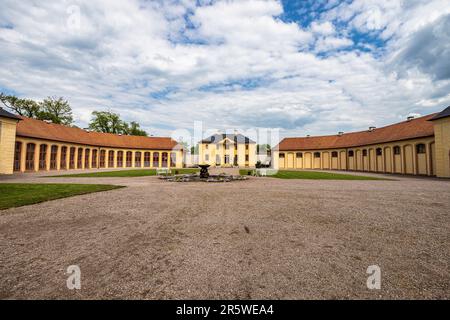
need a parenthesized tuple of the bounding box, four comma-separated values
(198, 133, 256, 168)
(0, 108, 183, 174)
(274, 106, 450, 178)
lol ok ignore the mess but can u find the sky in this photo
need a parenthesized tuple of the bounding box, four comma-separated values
(0, 0, 449, 142)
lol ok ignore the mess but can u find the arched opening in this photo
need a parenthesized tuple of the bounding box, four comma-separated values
(60, 146, 67, 169)
(91, 149, 98, 168)
(279, 153, 285, 169)
(84, 148, 90, 169)
(77, 148, 83, 168)
(117, 151, 123, 167)
(26, 143, 36, 171)
(416, 143, 427, 175)
(14, 141, 22, 171)
(108, 150, 115, 167)
(50, 145, 58, 170)
(39, 144, 48, 170)
(393, 146, 401, 173)
(126, 151, 132, 167)
(144, 152, 151, 167)
(99, 150, 106, 168)
(135, 151, 141, 167)
(162, 152, 168, 167)
(69, 147, 76, 169)
(170, 152, 176, 167)
(153, 152, 160, 167)
(376, 148, 383, 172)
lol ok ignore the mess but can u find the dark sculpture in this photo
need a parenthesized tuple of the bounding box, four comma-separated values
(198, 164, 210, 179)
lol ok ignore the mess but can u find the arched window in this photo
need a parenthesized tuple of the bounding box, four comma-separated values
(153, 152, 160, 167)
(99, 150, 106, 168)
(362, 149, 368, 157)
(69, 147, 76, 169)
(60, 146, 67, 169)
(135, 152, 141, 167)
(296, 152, 303, 158)
(393, 146, 401, 155)
(85, 149, 90, 168)
(376, 148, 382, 156)
(108, 150, 114, 167)
(348, 150, 354, 157)
(126, 151, 132, 167)
(416, 144, 426, 154)
(14, 142, 22, 171)
(144, 152, 151, 167)
(39, 144, 48, 170)
(314, 152, 321, 158)
(117, 151, 123, 167)
(50, 145, 58, 170)
(26, 143, 36, 171)
(279, 153, 285, 158)
(331, 151, 338, 158)
(91, 149, 98, 168)
(170, 152, 176, 167)
(162, 152, 168, 167)
(77, 148, 83, 168)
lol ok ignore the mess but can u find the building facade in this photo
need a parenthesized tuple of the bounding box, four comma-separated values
(198, 133, 256, 168)
(0, 109, 183, 174)
(274, 106, 450, 178)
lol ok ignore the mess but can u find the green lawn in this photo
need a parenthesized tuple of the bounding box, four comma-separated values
(0, 183, 123, 210)
(239, 169, 389, 180)
(51, 168, 199, 178)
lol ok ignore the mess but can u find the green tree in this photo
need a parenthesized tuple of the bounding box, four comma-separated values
(0, 93, 40, 118)
(88, 111, 126, 134)
(257, 144, 271, 155)
(39, 96, 73, 125)
(124, 121, 148, 136)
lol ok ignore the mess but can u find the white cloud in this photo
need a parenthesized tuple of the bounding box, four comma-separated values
(0, 0, 449, 141)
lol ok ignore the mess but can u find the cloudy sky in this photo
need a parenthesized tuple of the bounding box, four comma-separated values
(0, 0, 449, 141)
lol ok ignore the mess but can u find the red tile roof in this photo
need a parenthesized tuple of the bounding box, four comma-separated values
(278, 113, 436, 151)
(16, 116, 179, 150)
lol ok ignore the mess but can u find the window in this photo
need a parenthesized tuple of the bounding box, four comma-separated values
(205, 154, 209, 161)
(135, 151, 141, 167)
(362, 149, 368, 157)
(416, 144, 426, 154)
(224, 155, 230, 164)
(234, 155, 238, 166)
(77, 148, 83, 168)
(60, 146, 67, 169)
(279, 153, 285, 158)
(393, 146, 401, 155)
(224, 143, 230, 150)
(296, 152, 303, 158)
(153, 152, 159, 167)
(126, 151, 132, 167)
(50, 145, 58, 170)
(245, 144, 249, 150)
(117, 151, 123, 167)
(99, 150, 106, 168)
(348, 150, 354, 157)
(161, 152, 168, 167)
(108, 150, 115, 167)
(314, 152, 321, 158)
(14, 142, 22, 171)
(170, 152, 176, 167)
(205, 144, 208, 149)
(39, 144, 48, 170)
(91, 149, 97, 168)
(331, 151, 338, 158)
(144, 152, 151, 167)
(216, 155, 221, 165)
(70, 147, 76, 169)
(245, 155, 249, 161)
(376, 148, 382, 156)
(26, 143, 36, 171)
(84, 149, 90, 168)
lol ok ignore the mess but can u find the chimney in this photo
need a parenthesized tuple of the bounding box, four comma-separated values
(369, 126, 376, 132)
(306, 135, 310, 138)
(338, 131, 344, 136)
(407, 116, 415, 121)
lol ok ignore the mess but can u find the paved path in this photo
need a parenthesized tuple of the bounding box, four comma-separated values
(0, 170, 449, 299)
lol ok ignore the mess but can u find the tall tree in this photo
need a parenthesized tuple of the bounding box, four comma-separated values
(39, 96, 73, 125)
(88, 111, 126, 134)
(0, 93, 40, 118)
(124, 121, 148, 136)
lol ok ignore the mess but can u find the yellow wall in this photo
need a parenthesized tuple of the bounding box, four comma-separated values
(0, 117, 19, 174)
(276, 137, 437, 176)
(12, 136, 183, 173)
(199, 138, 256, 168)
(433, 117, 450, 178)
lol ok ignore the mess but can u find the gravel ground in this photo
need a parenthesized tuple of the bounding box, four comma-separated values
(0, 170, 449, 299)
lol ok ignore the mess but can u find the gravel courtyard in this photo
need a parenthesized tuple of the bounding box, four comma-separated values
(0, 171, 449, 299)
